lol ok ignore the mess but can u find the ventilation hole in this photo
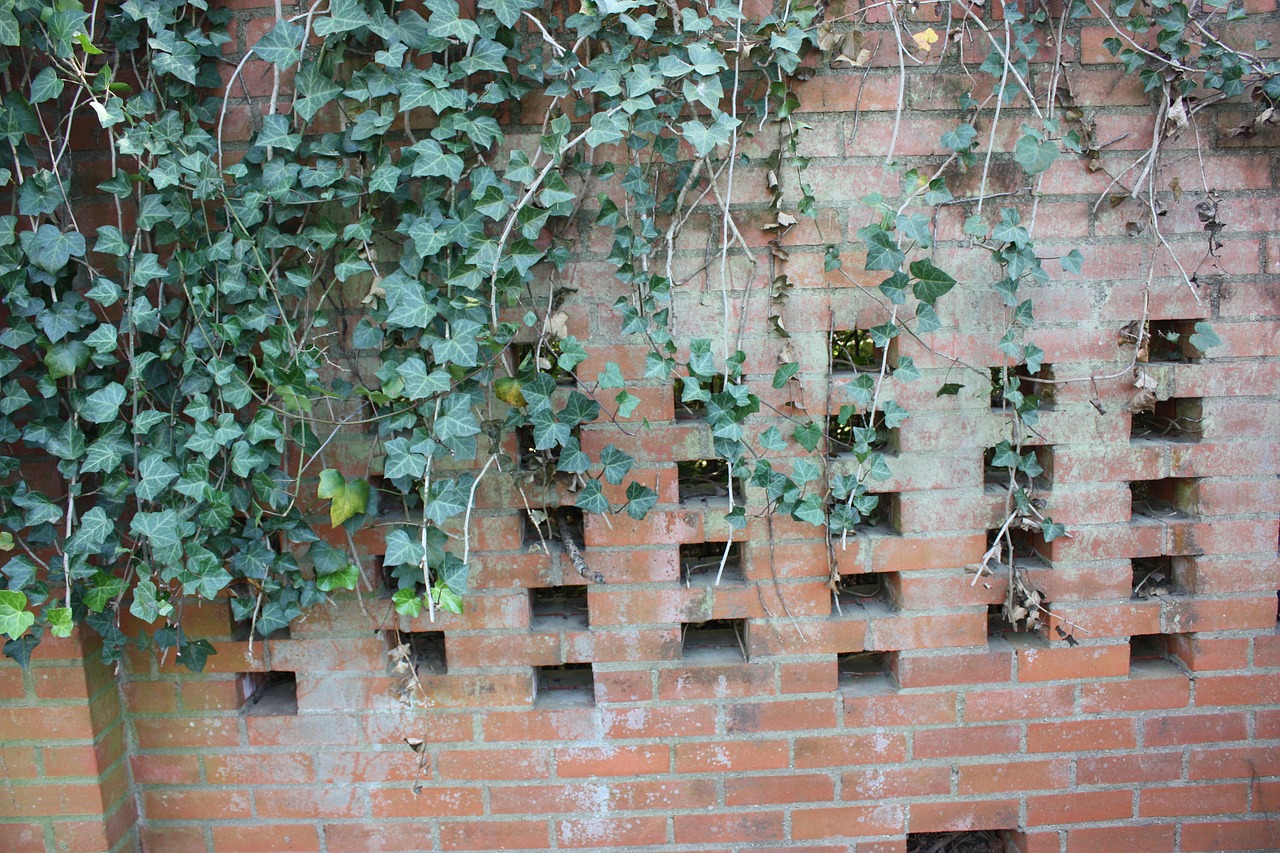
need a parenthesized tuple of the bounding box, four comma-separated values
(530, 585, 590, 630)
(1144, 319, 1197, 363)
(832, 572, 888, 613)
(677, 458, 738, 502)
(674, 373, 724, 421)
(522, 507, 583, 549)
(517, 425, 562, 470)
(239, 672, 297, 716)
(991, 364, 1055, 412)
(1132, 397, 1203, 442)
(679, 541, 744, 586)
(682, 619, 747, 660)
(828, 491, 894, 537)
(388, 631, 447, 677)
(231, 622, 291, 642)
(511, 341, 574, 385)
(1131, 477, 1198, 517)
(907, 830, 1011, 852)
(367, 474, 412, 518)
(837, 650, 889, 680)
(826, 409, 890, 457)
(1132, 557, 1175, 599)
(535, 663, 594, 707)
(987, 603, 1016, 637)
(1129, 633, 1169, 662)
(831, 328, 883, 372)
(378, 556, 425, 600)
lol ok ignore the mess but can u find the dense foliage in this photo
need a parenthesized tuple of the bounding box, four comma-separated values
(0, 0, 1263, 667)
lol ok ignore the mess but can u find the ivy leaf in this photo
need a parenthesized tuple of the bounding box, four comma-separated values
(253, 20, 305, 67)
(1014, 133, 1058, 175)
(910, 259, 957, 304)
(1188, 321, 1222, 353)
(1060, 249, 1083, 275)
(424, 477, 468, 524)
(793, 420, 822, 452)
(77, 382, 126, 424)
(382, 273, 437, 329)
(772, 362, 800, 389)
(384, 528, 426, 567)
(20, 224, 85, 273)
(408, 139, 465, 181)
(47, 606, 73, 638)
(313, 0, 373, 36)
(624, 481, 657, 520)
(941, 122, 977, 151)
(177, 638, 216, 673)
(559, 392, 599, 426)
(990, 440, 1019, 469)
(574, 479, 610, 515)
(556, 437, 590, 474)
(1041, 519, 1067, 542)
(860, 227, 905, 271)
(392, 588, 424, 617)
(680, 113, 741, 157)
(83, 571, 126, 613)
(600, 444, 634, 485)
(136, 454, 179, 502)
(530, 406, 570, 450)
(0, 590, 34, 640)
(759, 426, 788, 451)
(424, 0, 480, 40)
(614, 390, 640, 418)
(793, 494, 826, 527)
(597, 361, 625, 389)
(129, 578, 174, 623)
(317, 564, 359, 592)
(29, 68, 63, 105)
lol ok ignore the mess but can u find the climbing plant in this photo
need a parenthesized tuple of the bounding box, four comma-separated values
(0, 0, 1257, 667)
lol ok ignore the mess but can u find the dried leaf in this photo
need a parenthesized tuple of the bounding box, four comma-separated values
(911, 27, 938, 51)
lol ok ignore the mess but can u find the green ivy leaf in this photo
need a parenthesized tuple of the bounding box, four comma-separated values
(793, 421, 822, 452)
(20, 224, 85, 273)
(313, 0, 373, 36)
(393, 588, 424, 617)
(253, 20, 305, 67)
(1188, 321, 1222, 354)
(47, 606, 73, 638)
(0, 591, 34, 640)
(574, 479, 610, 515)
(910, 259, 957, 304)
(624, 481, 657, 520)
(317, 564, 359, 592)
(77, 382, 125, 424)
(129, 578, 173, 623)
(1014, 133, 1058, 175)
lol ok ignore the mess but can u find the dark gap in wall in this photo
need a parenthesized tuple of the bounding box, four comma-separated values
(231, 622, 291, 642)
(511, 340, 574, 385)
(906, 830, 1011, 852)
(377, 556, 425, 600)
(1132, 397, 1203, 442)
(826, 409, 890, 457)
(991, 364, 1056, 412)
(680, 541, 744, 585)
(522, 506, 583, 549)
(676, 458, 739, 502)
(682, 619, 747, 661)
(238, 671, 297, 716)
(831, 328, 883, 372)
(530, 585, 590, 630)
(1129, 633, 1170, 662)
(828, 491, 895, 536)
(1132, 556, 1175, 599)
(1145, 319, 1198, 363)
(366, 474, 410, 518)
(837, 650, 889, 681)
(987, 602, 1016, 637)
(402, 631, 447, 676)
(535, 662, 594, 707)
(517, 424, 562, 470)
(1131, 477, 1198, 518)
(832, 572, 889, 613)
(674, 373, 725, 420)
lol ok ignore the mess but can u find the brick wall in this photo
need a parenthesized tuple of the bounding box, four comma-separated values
(3, 0, 1280, 851)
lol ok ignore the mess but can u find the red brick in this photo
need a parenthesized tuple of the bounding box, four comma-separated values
(724, 698, 839, 733)
(1027, 718, 1137, 752)
(909, 799, 1019, 833)
(553, 744, 668, 778)
(674, 811, 784, 844)
(725, 773, 836, 806)
(1066, 824, 1176, 853)
(1144, 711, 1249, 747)
(1179, 819, 1279, 851)
(1014, 641, 1129, 682)
(439, 819, 551, 850)
(143, 789, 251, 821)
(843, 766, 952, 800)
(254, 787, 364, 819)
(210, 825, 321, 852)
(794, 733, 909, 767)
(674, 740, 789, 773)
(1189, 745, 1280, 780)
(893, 648, 1013, 688)
(554, 816, 666, 848)
(963, 684, 1075, 722)
(1077, 752, 1183, 785)
(371, 787, 484, 818)
(843, 682, 957, 726)
(1194, 673, 1280, 706)
(792, 804, 906, 839)
(913, 724, 1020, 759)
(958, 759, 1071, 795)
(1140, 783, 1250, 817)
(438, 748, 550, 781)
(1026, 789, 1133, 824)
(1080, 661, 1190, 712)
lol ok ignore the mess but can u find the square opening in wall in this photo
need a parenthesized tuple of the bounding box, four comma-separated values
(987, 602, 1017, 637)
(517, 425, 562, 471)
(1132, 557, 1175, 599)
(511, 341, 575, 385)
(1129, 633, 1169, 662)
(239, 671, 297, 716)
(530, 585, 590, 630)
(377, 556, 425, 601)
(674, 373, 724, 421)
(991, 364, 1055, 413)
(1132, 397, 1203, 442)
(231, 620, 291, 642)
(681, 619, 747, 661)
(367, 474, 413, 519)
(522, 506, 584, 550)
(837, 650, 889, 681)
(387, 631, 448, 677)
(826, 409, 891, 457)
(984, 526, 1043, 569)
(677, 458, 741, 503)
(831, 328, 883, 372)
(680, 541, 744, 586)
(907, 830, 1012, 852)
(1144, 319, 1199, 364)
(1131, 478, 1198, 518)
(832, 572, 889, 614)
(535, 662, 595, 707)
(828, 491, 895, 538)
